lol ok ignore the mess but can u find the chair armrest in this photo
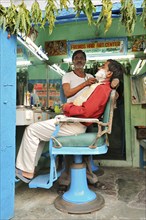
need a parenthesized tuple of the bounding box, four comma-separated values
(50, 115, 110, 149)
(55, 115, 109, 136)
(54, 115, 109, 143)
(55, 115, 99, 124)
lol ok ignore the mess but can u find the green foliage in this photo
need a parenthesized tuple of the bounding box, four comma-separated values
(42, 0, 58, 35)
(5, 0, 17, 34)
(0, 0, 145, 37)
(30, 0, 42, 25)
(83, 0, 96, 25)
(14, 0, 31, 35)
(74, 0, 96, 25)
(96, 0, 113, 33)
(120, 0, 137, 34)
(0, 4, 7, 30)
(140, 0, 146, 28)
(60, 0, 69, 10)
(73, 0, 84, 17)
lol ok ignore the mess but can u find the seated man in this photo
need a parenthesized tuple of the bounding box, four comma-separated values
(73, 68, 119, 106)
(16, 59, 125, 183)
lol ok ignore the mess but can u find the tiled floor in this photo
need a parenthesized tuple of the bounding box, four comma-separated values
(14, 167, 146, 220)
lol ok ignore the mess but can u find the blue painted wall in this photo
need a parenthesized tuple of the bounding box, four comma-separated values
(0, 30, 16, 220)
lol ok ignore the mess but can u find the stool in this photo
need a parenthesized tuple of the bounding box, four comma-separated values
(139, 139, 146, 168)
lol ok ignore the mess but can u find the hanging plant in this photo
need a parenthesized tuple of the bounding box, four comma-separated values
(42, 0, 58, 35)
(14, 0, 31, 36)
(0, 0, 145, 36)
(96, 0, 113, 33)
(73, 0, 96, 25)
(73, 0, 84, 17)
(30, 0, 42, 26)
(5, 0, 18, 35)
(0, 4, 7, 31)
(120, 0, 136, 34)
(83, 0, 96, 25)
(60, 0, 69, 10)
(140, 0, 146, 28)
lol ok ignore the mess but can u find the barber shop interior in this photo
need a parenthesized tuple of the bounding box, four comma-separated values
(0, 0, 146, 219)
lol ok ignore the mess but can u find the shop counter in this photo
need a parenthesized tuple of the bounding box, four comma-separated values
(16, 106, 56, 126)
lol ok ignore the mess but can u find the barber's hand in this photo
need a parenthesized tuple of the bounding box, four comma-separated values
(61, 103, 69, 112)
(85, 77, 97, 86)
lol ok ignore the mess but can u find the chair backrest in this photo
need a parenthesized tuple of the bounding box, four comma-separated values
(102, 89, 116, 134)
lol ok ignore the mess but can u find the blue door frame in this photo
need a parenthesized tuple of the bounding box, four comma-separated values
(0, 30, 16, 220)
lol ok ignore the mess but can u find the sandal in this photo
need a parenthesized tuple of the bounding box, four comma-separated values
(57, 184, 68, 195)
(93, 181, 107, 190)
(94, 168, 104, 176)
(15, 168, 32, 183)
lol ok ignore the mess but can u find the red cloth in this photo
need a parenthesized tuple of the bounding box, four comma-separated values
(63, 82, 112, 126)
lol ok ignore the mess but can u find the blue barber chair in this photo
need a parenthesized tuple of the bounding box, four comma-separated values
(60, 84, 101, 173)
(29, 90, 116, 213)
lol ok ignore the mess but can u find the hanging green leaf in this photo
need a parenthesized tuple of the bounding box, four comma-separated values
(120, 0, 136, 34)
(0, 4, 7, 30)
(60, 0, 69, 10)
(14, 0, 31, 35)
(42, 0, 58, 35)
(96, 0, 113, 33)
(140, 0, 146, 28)
(5, 0, 18, 34)
(73, 0, 95, 25)
(0, 0, 145, 36)
(30, 0, 42, 25)
(73, 0, 84, 18)
(83, 0, 96, 25)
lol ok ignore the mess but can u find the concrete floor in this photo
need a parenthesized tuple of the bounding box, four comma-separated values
(14, 167, 146, 220)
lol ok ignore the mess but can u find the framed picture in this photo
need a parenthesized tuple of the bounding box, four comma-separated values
(128, 35, 146, 53)
(45, 40, 67, 56)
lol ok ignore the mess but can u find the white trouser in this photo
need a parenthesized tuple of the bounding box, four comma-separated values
(16, 116, 86, 173)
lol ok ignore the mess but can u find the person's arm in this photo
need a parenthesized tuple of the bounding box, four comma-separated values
(63, 77, 97, 98)
(63, 85, 112, 119)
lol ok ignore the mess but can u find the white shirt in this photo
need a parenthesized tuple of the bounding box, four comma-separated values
(62, 71, 93, 103)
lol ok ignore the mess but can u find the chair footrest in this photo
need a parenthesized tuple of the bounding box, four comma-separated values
(29, 169, 63, 189)
(29, 174, 52, 189)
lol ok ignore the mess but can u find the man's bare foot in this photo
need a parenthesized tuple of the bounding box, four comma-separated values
(16, 168, 34, 183)
(22, 171, 34, 179)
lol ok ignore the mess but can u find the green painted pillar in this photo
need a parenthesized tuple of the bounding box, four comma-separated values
(0, 30, 16, 220)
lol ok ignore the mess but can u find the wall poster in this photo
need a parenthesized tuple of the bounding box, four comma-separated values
(128, 35, 146, 53)
(45, 40, 67, 56)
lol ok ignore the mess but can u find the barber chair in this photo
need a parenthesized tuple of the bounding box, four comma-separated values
(60, 85, 102, 174)
(29, 90, 116, 213)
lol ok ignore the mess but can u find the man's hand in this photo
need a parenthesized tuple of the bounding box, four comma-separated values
(85, 77, 97, 86)
(61, 103, 70, 112)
